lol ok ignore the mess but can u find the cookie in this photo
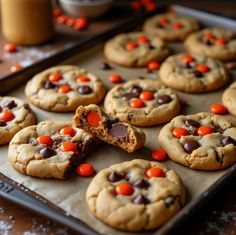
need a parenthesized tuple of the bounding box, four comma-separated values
(159, 112, 236, 170)
(159, 53, 228, 93)
(184, 28, 236, 61)
(0, 96, 36, 145)
(222, 81, 236, 117)
(104, 79, 180, 127)
(25, 65, 106, 112)
(143, 13, 199, 41)
(73, 104, 145, 153)
(8, 120, 98, 179)
(104, 32, 170, 67)
(86, 159, 185, 231)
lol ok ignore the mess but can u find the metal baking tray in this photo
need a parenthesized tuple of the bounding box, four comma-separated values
(0, 4, 236, 235)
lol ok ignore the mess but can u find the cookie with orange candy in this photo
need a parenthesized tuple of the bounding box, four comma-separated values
(86, 159, 185, 231)
(8, 120, 98, 179)
(159, 112, 236, 170)
(73, 104, 145, 153)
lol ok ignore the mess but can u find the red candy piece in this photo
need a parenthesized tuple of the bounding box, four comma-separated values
(109, 74, 123, 84)
(172, 127, 188, 138)
(77, 163, 94, 176)
(115, 183, 134, 196)
(53, 8, 62, 17)
(172, 22, 183, 29)
(37, 135, 53, 146)
(61, 141, 77, 152)
(196, 64, 210, 73)
(146, 167, 165, 178)
(87, 111, 101, 128)
(182, 56, 194, 63)
(4, 43, 17, 53)
(49, 73, 62, 82)
(76, 75, 90, 82)
(159, 17, 169, 25)
(74, 17, 88, 30)
(203, 33, 215, 41)
(131, 1, 142, 10)
(215, 38, 228, 45)
(211, 103, 227, 115)
(57, 15, 68, 24)
(197, 126, 213, 136)
(129, 99, 146, 108)
(151, 148, 167, 161)
(138, 36, 150, 44)
(0, 111, 15, 122)
(139, 91, 154, 101)
(148, 60, 160, 71)
(60, 127, 76, 137)
(58, 85, 72, 93)
(145, 2, 157, 11)
(125, 41, 138, 50)
(10, 64, 23, 72)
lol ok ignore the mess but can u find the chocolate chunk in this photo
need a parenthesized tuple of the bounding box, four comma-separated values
(110, 123, 128, 138)
(193, 70, 203, 78)
(138, 76, 145, 80)
(185, 119, 200, 128)
(213, 124, 224, 134)
(183, 140, 200, 153)
(29, 139, 38, 146)
(122, 92, 139, 99)
(164, 196, 175, 207)
(104, 118, 118, 129)
(213, 148, 222, 163)
(157, 23, 164, 28)
(157, 95, 172, 105)
(78, 86, 93, 94)
(182, 62, 192, 69)
(131, 85, 142, 94)
(221, 136, 236, 146)
(148, 44, 155, 50)
(52, 138, 63, 149)
(39, 147, 56, 158)
(108, 171, 123, 182)
(100, 62, 112, 70)
(134, 179, 149, 189)
(128, 113, 133, 121)
(44, 81, 56, 89)
(132, 195, 149, 205)
(2, 100, 17, 109)
(0, 121, 7, 127)
(205, 40, 213, 46)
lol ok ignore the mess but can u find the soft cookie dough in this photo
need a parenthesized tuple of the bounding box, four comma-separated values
(104, 79, 180, 127)
(222, 81, 236, 117)
(159, 53, 228, 93)
(0, 96, 36, 145)
(159, 112, 236, 170)
(104, 32, 170, 67)
(25, 65, 106, 112)
(86, 159, 185, 231)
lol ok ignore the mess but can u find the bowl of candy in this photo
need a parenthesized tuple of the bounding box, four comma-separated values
(58, 0, 113, 18)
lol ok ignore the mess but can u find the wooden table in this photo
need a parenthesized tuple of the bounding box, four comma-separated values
(0, 1, 236, 234)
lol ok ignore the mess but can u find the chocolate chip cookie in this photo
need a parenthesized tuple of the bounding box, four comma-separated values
(104, 32, 170, 67)
(159, 112, 236, 170)
(184, 28, 236, 61)
(0, 96, 36, 145)
(73, 104, 145, 153)
(143, 13, 199, 41)
(104, 79, 180, 127)
(159, 53, 228, 93)
(86, 159, 185, 231)
(25, 65, 106, 112)
(8, 120, 98, 179)
(222, 81, 236, 117)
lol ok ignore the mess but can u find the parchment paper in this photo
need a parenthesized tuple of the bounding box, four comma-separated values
(0, 43, 235, 235)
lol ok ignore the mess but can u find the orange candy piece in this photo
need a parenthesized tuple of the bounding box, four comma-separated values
(125, 41, 138, 50)
(60, 127, 76, 137)
(146, 167, 165, 178)
(76, 75, 90, 82)
(159, 17, 169, 25)
(151, 148, 167, 161)
(210, 103, 227, 115)
(129, 99, 146, 108)
(197, 126, 213, 136)
(57, 15, 68, 24)
(74, 17, 88, 30)
(37, 135, 53, 146)
(0, 111, 15, 122)
(10, 64, 23, 72)
(138, 36, 150, 44)
(49, 73, 62, 82)
(61, 141, 77, 152)
(139, 91, 154, 101)
(115, 183, 134, 196)
(172, 22, 183, 29)
(108, 74, 123, 84)
(172, 127, 189, 139)
(66, 18, 76, 27)
(148, 60, 161, 71)
(203, 33, 215, 41)
(87, 111, 101, 128)
(76, 163, 94, 176)
(182, 56, 194, 63)
(4, 43, 17, 53)
(196, 64, 210, 73)
(215, 38, 228, 45)
(58, 85, 72, 93)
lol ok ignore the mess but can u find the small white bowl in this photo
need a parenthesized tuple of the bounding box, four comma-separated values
(58, 0, 113, 18)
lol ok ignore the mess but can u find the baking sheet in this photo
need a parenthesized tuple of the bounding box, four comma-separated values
(0, 41, 235, 235)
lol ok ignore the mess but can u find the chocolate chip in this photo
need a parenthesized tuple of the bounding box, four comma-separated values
(213, 124, 224, 134)
(39, 147, 56, 158)
(2, 100, 17, 109)
(138, 76, 145, 80)
(182, 62, 192, 69)
(148, 44, 155, 50)
(185, 119, 200, 128)
(44, 81, 56, 89)
(108, 171, 123, 182)
(78, 86, 93, 94)
(133, 179, 149, 189)
(157, 23, 164, 28)
(213, 148, 222, 163)
(128, 113, 133, 121)
(157, 95, 172, 105)
(52, 138, 63, 149)
(183, 140, 200, 153)
(132, 195, 149, 205)
(0, 121, 7, 127)
(205, 40, 213, 46)
(110, 123, 127, 138)
(131, 85, 142, 94)
(193, 70, 203, 78)
(122, 92, 139, 99)
(29, 139, 38, 146)
(221, 136, 236, 146)
(164, 196, 175, 207)
(100, 62, 112, 70)
(104, 118, 118, 129)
